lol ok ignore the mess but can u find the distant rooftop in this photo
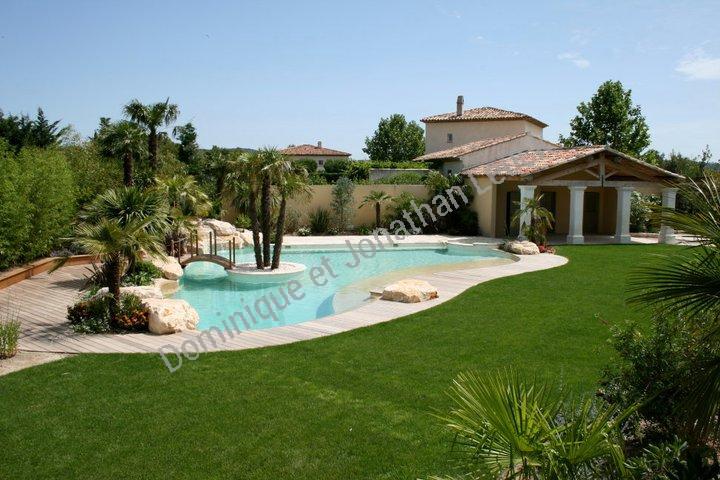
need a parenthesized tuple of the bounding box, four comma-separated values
(280, 142, 350, 157)
(421, 105, 547, 128)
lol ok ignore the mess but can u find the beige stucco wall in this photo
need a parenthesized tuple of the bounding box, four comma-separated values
(286, 184, 429, 227)
(468, 177, 496, 236)
(425, 119, 544, 155)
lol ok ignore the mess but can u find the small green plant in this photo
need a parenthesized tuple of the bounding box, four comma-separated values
(296, 226, 311, 236)
(122, 260, 163, 287)
(0, 303, 21, 359)
(234, 213, 252, 230)
(511, 194, 555, 246)
(309, 208, 332, 234)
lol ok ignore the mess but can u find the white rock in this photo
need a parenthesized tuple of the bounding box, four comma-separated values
(153, 278, 179, 297)
(144, 298, 200, 335)
(90, 285, 164, 301)
(380, 279, 438, 303)
(203, 219, 237, 236)
(150, 255, 184, 280)
(503, 240, 540, 255)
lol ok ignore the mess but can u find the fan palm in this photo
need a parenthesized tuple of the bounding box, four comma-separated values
(439, 370, 629, 479)
(156, 175, 211, 255)
(511, 195, 555, 246)
(257, 148, 283, 267)
(73, 218, 165, 321)
(225, 152, 265, 269)
(80, 187, 169, 237)
(97, 120, 147, 186)
(628, 174, 720, 442)
(359, 190, 392, 228)
(123, 98, 179, 173)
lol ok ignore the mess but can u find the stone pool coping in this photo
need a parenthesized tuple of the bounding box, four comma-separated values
(0, 239, 567, 357)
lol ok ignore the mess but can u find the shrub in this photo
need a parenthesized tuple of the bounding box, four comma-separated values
(355, 225, 374, 235)
(323, 158, 350, 175)
(372, 172, 426, 184)
(631, 192, 660, 232)
(308, 173, 328, 185)
(67, 293, 150, 334)
(386, 191, 425, 234)
(331, 177, 355, 231)
(369, 160, 430, 169)
(122, 260, 163, 287)
(234, 213, 252, 229)
(296, 226, 311, 236)
(0, 142, 76, 270)
(345, 161, 370, 181)
(309, 208, 332, 234)
(293, 158, 317, 174)
(0, 304, 20, 359)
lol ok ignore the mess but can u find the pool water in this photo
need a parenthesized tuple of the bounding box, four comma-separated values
(172, 244, 513, 331)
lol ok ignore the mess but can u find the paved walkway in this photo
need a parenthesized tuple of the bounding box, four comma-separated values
(0, 245, 567, 355)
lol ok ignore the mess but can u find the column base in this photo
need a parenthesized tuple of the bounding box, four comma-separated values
(615, 234, 632, 244)
(566, 234, 584, 245)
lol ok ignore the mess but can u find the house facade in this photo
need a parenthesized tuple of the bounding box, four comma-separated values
(415, 96, 681, 244)
(279, 141, 350, 171)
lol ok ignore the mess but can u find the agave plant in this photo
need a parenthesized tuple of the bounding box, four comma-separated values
(437, 370, 629, 480)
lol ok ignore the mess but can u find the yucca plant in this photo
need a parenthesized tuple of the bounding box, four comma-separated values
(436, 370, 629, 479)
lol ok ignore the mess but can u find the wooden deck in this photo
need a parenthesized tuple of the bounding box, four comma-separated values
(0, 254, 568, 355)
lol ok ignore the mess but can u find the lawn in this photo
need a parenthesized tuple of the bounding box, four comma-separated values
(0, 245, 679, 479)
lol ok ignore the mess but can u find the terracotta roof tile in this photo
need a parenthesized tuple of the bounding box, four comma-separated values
(462, 146, 681, 178)
(280, 144, 351, 157)
(415, 133, 527, 161)
(421, 106, 547, 127)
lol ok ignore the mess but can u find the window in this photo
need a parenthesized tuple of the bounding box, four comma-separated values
(318, 159, 324, 166)
(447, 133, 453, 143)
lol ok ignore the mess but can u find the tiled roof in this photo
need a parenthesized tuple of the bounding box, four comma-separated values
(462, 146, 682, 178)
(421, 106, 547, 127)
(415, 133, 527, 161)
(280, 144, 351, 157)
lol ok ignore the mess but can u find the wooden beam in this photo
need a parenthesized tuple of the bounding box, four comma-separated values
(532, 158, 600, 182)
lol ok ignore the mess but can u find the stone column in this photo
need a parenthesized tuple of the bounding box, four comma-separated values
(517, 185, 536, 240)
(658, 187, 679, 244)
(615, 186, 633, 244)
(566, 185, 586, 244)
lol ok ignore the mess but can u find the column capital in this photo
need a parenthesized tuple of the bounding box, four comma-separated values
(568, 184, 587, 192)
(615, 185, 634, 193)
(518, 185, 537, 193)
(661, 187, 679, 194)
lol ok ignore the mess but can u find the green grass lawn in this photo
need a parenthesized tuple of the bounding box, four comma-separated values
(0, 245, 678, 479)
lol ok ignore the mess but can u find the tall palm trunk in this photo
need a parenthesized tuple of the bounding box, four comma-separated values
(261, 174, 272, 267)
(375, 202, 381, 228)
(123, 152, 134, 186)
(107, 256, 123, 325)
(247, 185, 263, 269)
(148, 126, 158, 173)
(271, 195, 287, 269)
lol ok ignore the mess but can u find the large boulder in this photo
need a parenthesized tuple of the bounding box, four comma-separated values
(502, 240, 540, 255)
(90, 285, 163, 301)
(144, 298, 200, 335)
(380, 279, 438, 303)
(203, 219, 237, 236)
(150, 255, 184, 280)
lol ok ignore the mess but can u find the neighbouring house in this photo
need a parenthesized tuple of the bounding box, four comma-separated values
(280, 141, 351, 171)
(415, 96, 682, 244)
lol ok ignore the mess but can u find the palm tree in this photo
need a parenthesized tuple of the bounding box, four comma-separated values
(256, 148, 283, 267)
(73, 218, 165, 322)
(511, 194, 555, 245)
(123, 98, 179, 173)
(97, 120, 147, 186)
(156, 175, 211, 255)
(359, 190, 391, 228)
(439, 369, 629, 479)
(628, 174, 720, 442)
(266, 162, 310, 269)
(226, 153, 265, 269)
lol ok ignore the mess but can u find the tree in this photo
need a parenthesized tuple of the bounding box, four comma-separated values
(363, 114, 425, 162)
(31, 108, 69, 148)
(331, 177, 355, 231)
(173, 122, 199, 165)
(123, 98, 179, 173)
(156, 175, 211, 256)
(359, 190, 391, 228)
(0, 108, 68, 151)
(97, 120, 147, 186)
(226, 152, 265, 269)
(560, 80, 650, 157)
(266, 162, 310, 269)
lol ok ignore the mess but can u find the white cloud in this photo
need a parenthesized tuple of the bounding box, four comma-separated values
(676, 48, 720, 80)
(557, 52, 590, 69)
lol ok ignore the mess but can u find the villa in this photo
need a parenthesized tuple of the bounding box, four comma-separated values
(416, 96, 682, 244)
(279, 141, 351, 171)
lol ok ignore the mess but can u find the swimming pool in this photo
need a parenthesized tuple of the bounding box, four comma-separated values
(172, 243, 514, 331)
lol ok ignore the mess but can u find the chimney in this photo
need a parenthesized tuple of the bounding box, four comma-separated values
(456, 95, 464, 116)
(317, 141, 322, 148)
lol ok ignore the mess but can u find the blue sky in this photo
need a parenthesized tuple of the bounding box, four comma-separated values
(1, 0, 718, 159)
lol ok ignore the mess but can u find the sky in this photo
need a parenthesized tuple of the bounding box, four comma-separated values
(1, 0, 719, 160)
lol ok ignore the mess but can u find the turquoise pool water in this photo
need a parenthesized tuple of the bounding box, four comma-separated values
(172, 243, 513, 331)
